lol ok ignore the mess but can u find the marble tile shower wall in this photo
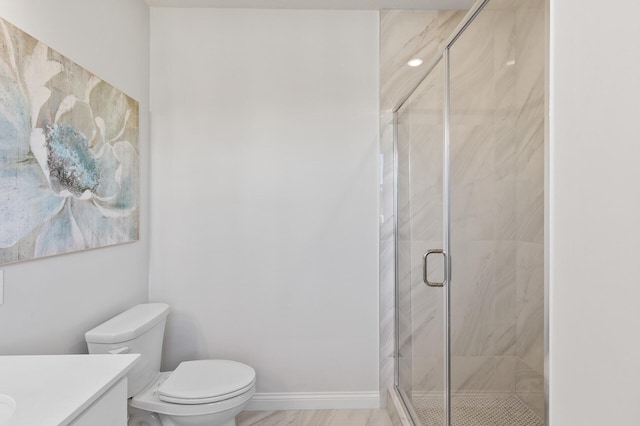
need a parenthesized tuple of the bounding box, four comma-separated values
(379, 0, 544, 419)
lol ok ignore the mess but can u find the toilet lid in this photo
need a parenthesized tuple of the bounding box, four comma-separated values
(158, 360, 255, 405)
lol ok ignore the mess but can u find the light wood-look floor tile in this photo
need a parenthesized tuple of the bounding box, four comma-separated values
(236, 409, 394, 426)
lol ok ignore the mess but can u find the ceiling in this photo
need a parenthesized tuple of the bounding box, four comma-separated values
(145, 0, 477, 10)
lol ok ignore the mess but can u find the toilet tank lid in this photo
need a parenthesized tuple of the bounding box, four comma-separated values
(85, 303, 170, 344)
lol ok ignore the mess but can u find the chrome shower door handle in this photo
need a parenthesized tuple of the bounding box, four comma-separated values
(423, 249, 447, 287)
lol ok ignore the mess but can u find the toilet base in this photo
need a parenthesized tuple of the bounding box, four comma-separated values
(128, 405, 242, 426)
(159, 412, 237, 426)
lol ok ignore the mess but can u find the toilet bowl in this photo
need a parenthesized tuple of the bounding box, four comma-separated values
(85, 303, 255, 426)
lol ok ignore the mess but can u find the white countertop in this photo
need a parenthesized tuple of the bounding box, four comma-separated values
(0, 354, 140, 426)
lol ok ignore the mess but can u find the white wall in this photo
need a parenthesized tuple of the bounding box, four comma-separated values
(149, 8, 380, 400)
(0, 0, 150, 354)
(549, 0, 640, 424)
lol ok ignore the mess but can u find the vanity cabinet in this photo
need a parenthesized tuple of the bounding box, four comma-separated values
(70, 378, 128, 426)
(0, 355, 139, 426)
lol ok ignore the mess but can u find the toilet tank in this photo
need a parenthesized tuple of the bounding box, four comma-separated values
(85, 303, 170, 397)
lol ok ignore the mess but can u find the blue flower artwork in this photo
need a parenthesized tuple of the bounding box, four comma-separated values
(0, 17, 139, 265)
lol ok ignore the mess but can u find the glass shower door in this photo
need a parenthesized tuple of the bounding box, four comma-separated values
(446, 0, 545, 424)
(395, 58, 447, 426)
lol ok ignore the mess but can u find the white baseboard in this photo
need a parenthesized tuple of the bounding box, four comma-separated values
(246, 391, 381, 411)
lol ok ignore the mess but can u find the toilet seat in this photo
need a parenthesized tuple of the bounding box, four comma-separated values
(130, 371, 256, 417)
(159, 360, 256, 404)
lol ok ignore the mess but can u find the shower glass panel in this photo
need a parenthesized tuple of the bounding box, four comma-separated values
(447, 0, 545, 424)
(395, 58, 446, 425)
(393, 0, 546, 424)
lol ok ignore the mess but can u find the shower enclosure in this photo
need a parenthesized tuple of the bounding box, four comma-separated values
(391, 0, 545, 424)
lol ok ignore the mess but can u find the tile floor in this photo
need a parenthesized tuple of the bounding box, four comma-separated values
(236, 409, 394, 426)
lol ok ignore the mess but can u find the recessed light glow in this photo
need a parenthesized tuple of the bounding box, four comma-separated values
(407, 58, 423, 67)
(505, 60, 516, 66)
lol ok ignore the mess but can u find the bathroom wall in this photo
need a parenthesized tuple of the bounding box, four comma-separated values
(549, 0, 640, 424)
(149, 8, 380, 406)
(0, 0, 150, 354)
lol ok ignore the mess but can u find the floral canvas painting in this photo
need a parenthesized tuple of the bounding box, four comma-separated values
(0, 18, 139, 265)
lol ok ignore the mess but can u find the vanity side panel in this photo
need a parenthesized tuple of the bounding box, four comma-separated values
(69, 379, 128, 426)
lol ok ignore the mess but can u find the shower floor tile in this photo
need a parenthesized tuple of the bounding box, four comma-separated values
(411, 394, 543, 426)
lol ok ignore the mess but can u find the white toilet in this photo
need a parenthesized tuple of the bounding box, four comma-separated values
(85, 303, 255, 426)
